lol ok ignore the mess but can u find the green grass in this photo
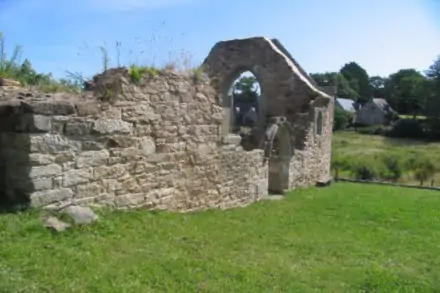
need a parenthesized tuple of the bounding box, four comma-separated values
(1, 183, 440, 292)
(129, 65, 160, 83)
(399, 114, 427, 120)
(333, 131, 440, 185)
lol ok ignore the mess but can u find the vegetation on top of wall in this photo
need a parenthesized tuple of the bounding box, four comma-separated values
(128, 65, 160, 83)
(0, 32, 83, 93)
(192, 66, 205, 82)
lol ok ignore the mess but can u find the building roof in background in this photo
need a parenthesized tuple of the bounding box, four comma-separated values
(335, 98, 356, 112)
(372, 98, 390, 110)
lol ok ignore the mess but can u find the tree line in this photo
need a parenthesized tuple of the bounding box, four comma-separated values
(311, 57, 440, 137)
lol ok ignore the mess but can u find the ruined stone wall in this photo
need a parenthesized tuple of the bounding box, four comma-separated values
(288, 102, 333, 188)
(0, 37, 333, 211)
(203, 37, 333, 193)
(0, 70, 268, 210)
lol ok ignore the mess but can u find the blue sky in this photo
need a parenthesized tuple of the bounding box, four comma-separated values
(0, 0, 439, 79)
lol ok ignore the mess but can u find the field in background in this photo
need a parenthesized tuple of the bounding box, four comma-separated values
(332, 131, 440, 185)
(1, 183, 439, 292)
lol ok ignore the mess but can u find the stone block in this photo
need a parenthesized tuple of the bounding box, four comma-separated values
(33, 177, 53, 191)
(51, 116, 69, 133)
(93, 164, 128, 179)
(117, 177, 140, 194)
(54, 152, 75, 164)
(27, 164, 62, 179)
(76, 182, 105, 199)
(44, 217, 71, 232)
(129, 161, 157, 174)
(29, 154, 55, 166)
(102, 179, 122, 193)
(92, 119, 133, 134)
(222, 134, 241, 145)
(76, 102, 100, 116)
(30, 188, 73, 207)
(82, 141, 105, 151)
(65, 121, 92, 136)
(14, 114, 52, 133)
(63, 206, 98, 224)
(106, 136, 138, 148)
(139, 137, 156, 156)
(63, 168, 92, 187)
(115, 193, 145, 208)
(76, 150, 110, 168)
(21, 101, 75, 115)
(144, 153, 168, 163)
(30, 134, 81, 154)
(120, 147, 142, 160)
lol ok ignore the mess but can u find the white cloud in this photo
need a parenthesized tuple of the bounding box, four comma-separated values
(89, 0, 195, 11)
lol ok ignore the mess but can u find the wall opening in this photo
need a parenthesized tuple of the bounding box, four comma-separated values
(268, 125, 292, 194)
(316, 111, 323, 136)
(226, 71, 264, 150)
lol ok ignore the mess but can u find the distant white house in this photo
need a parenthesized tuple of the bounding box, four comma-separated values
(335, 98, 356, 113)
(355, 98, 397, 126)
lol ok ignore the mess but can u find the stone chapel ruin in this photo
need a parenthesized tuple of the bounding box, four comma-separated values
(0, 37, 333, 211)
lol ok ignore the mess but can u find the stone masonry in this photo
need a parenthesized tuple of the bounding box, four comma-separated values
(0, 37, 333, 211)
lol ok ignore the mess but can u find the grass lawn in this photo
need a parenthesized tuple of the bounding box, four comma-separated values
(1, 183, 440, 292)
(332, 131, 440, 185)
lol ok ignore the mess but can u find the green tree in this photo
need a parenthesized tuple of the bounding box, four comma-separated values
(310, 72, 338, 87)
(426, 55, 440, 83)
(333, 106, 353, 131)
(340, 62, 372, 104)
(424, 56, 440, 137)
(310, 72, 359, 100)
(385, 69, 428, 118)
(233, 75, 259, 101)
(369, 76, 387, 99)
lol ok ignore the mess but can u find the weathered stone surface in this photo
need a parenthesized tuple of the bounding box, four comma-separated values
(222, 134, 241, 145)
(33, 177, 53, 191)
(30, 134, 81, 154)
(0, 37, 332, 212)
(93, 164, 128, 180)
(14, 114, 52, 133)
(92, 119, 132, 134)
(21, 101, 75, 115)
(106, 135, 137, 148)
(63, 168, 92, 187)
(0, 78, 21, 87)
(28, 164, 62, 179)
(29, 153, 55, 166)
(139, 137, 156, 156)
(63, 206, 98, 224)
(76, 102, 100, 116)
(43, 216, 71, 232)
(65, 121, 92, 136)
(115, 193, 145, 208)
(30, 188, 74, 207)
(76, 182, 105, 198)
(76, 150, 110, 168)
